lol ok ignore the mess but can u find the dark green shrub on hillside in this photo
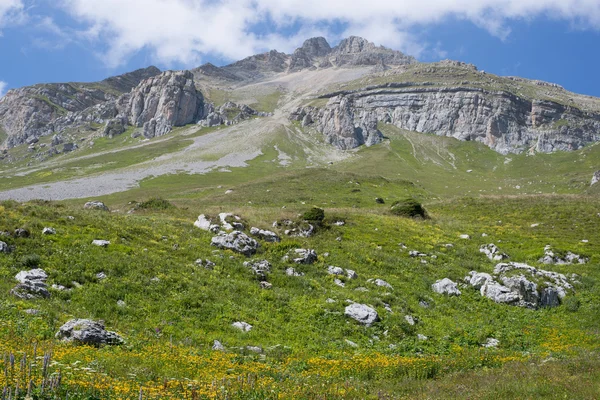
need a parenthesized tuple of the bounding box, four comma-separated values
(302, 207, 325, 222)
(136, 198, 175, 210)
(21, 254, 41, 268)
(390, 198, 427, 218)
(564, 297, 580, 312)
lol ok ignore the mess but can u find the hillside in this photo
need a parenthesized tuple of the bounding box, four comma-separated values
(0, 36, 599, 399)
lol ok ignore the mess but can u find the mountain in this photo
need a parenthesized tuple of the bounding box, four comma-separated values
(2, 36, 600, 159)
(0, 66, 161, 148)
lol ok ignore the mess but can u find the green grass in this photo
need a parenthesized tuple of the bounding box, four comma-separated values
(249, 90, 283, 113)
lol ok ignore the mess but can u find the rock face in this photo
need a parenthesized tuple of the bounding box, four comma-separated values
(344, 303, 379, 326)
(56, 319, 123, 345)
(292, 80, 600, 153)
(0, 67, 161, 148)
(118, 70, 206, 138)
(292, 96, 384, 150)
(211, 231, 258, 256)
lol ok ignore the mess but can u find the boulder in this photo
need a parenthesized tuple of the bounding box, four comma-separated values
(480, 282, 520, 304)
(501, 275, 539, 308)
(292, 249, 317, 264)
(371, 278, 393, 289)
(285, 267, 304, 277)
(232, 321, 252, 332)
(42, 227, 56, 235)
(211, 231, 258, 256)
(591, 170, 600, 186)
(11, 269, 50, 300)
(344, 303, 379, 326)
(212, 340, 225, 351)
(482, 338, 500, 348)
(250, 227, 281, 243)
(92, 240, 110, 247)
(404, 315, 416, 326)
(0, 241, 10, 253)
(15, 269, 48, 283)
(14, 228, 30, 238)
(541, 287, 561, 307)
(466, 271, 493, 290)
(480, 244, 508, 261)
(243, 260, 271, 279)
(55, 319, 123, 345)
(84, 201, 109, 211)
(327, 266, 344, 276)
(194, 214, 220, 232)
(346, 269, 358, 279)
(432, 278, 461, 296)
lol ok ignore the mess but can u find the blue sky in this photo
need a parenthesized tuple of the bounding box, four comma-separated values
(1, 0, 600, 98)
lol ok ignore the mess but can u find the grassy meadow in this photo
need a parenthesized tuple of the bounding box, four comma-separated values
(0, 119, 599, 398)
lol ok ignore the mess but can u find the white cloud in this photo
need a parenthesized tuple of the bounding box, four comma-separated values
(0, 0, 23, 31)
(55, 0, 600, 67)
(0, 81, 7, 98)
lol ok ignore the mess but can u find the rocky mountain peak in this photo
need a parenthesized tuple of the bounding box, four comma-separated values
(296, 37, 332, 58)
(334, 36, 374, 54)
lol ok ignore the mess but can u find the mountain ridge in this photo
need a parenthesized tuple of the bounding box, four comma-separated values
(1, 36, 600, 158)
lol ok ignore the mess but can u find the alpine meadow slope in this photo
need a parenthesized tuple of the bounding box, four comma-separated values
(0, 36, 599, 399)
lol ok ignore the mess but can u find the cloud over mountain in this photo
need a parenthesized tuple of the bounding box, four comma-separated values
(19, 0, 600, 66)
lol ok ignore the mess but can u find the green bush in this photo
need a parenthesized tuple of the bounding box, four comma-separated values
(564, 297, 581, 312)
(302, 207, 325, 222)
(21, 254, 42, 268)
(136, 198, 175, 211)
(390, 198, 427, 218)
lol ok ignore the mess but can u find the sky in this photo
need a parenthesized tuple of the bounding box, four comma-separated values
(1, 0, 600, 98)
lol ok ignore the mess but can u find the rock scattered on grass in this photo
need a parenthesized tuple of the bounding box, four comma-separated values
(250, 227, 280, 243)
(211, 231, 258, 256)
(42, 227, 56, 235)
(84, 201, 109, 211)
(432, 278, 461, 296)
(480, 244, 508, 261)
(232, 321, 253, 332)
(56, 319, 123, 346)
(11, 269, 50, 299)
(92, 240, 110, 247)
(344, 303, 379, 326)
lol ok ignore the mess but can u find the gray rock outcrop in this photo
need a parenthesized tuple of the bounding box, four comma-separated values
(250, 227, 280, 243)
(84, 201, 109, 211)
(592, 170, 600, 186)
(11, 268, 50, 299)
(118, 70, 206, 138)
(292, 249, 317, 264)
(480, 244, 509, 261)
(344, 303, 379, 326)
(539, 245, 588, 265)
(243, 260, 272, 280)
(55, 319, 123, 345)
(470, 262, 576, 308)
(432, 278, 461, 296)
(0, 67, 160, 148)
(292, 81, 600, 153)
(211, 231, 258, 256)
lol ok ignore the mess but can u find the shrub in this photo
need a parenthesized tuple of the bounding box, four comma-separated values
(302, 207, 325, 222)
(136, 198, 175, 210)
(21, 254, 42, 268)
(390, 198, 427, 218)
(564, 297, 581, 312)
